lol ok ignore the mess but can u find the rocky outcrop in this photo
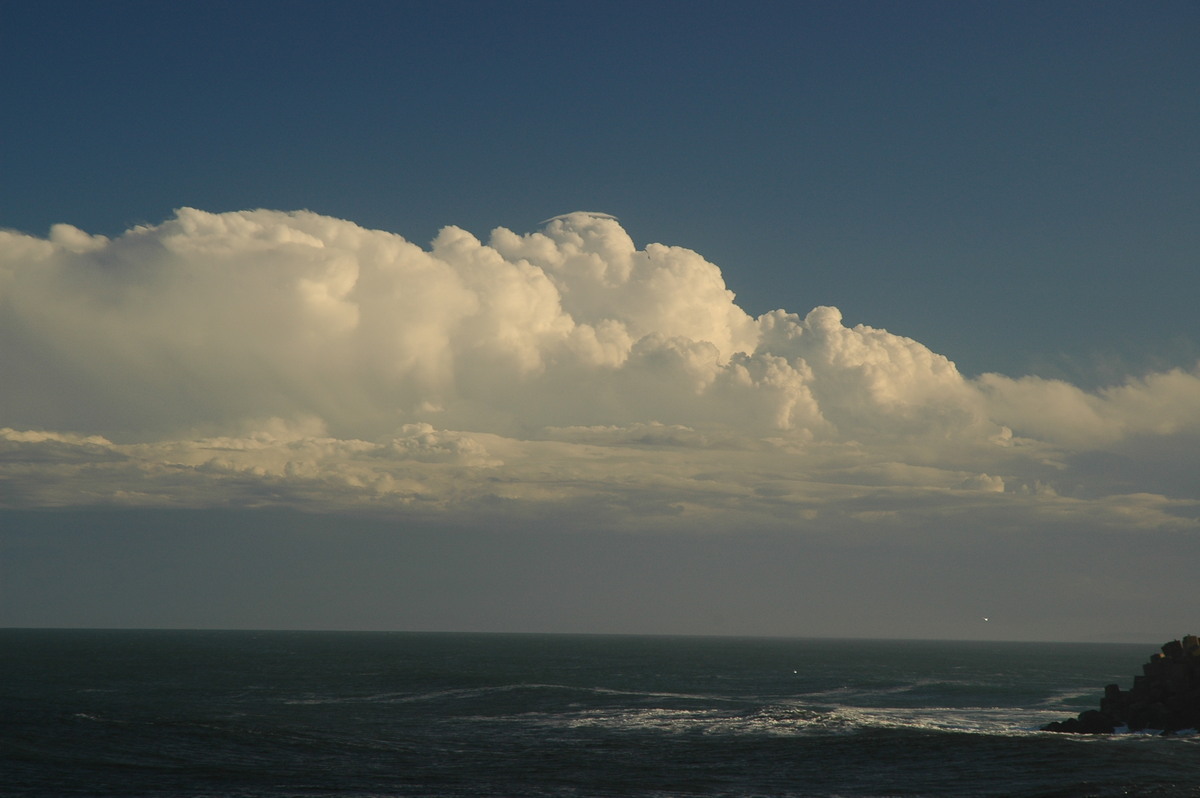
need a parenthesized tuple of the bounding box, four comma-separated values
(1043, 635, 1200, 735)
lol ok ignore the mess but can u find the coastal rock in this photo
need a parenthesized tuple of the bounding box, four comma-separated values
(1043, 635, 1200, 735)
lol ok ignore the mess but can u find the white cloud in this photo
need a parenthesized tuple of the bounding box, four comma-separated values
(978, 368, 1200, 448)
(0, 209, 1196, 535)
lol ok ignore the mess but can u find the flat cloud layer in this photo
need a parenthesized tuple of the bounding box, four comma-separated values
(1, 209, 1197, 535)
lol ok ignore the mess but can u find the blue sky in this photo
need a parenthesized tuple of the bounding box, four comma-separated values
(1, 1, 1198, 640)
(5, 0, 1196, 379)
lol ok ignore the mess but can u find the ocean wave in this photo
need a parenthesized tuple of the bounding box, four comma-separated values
(281, 682, 739, 707)
(503, 701, 1083, 739)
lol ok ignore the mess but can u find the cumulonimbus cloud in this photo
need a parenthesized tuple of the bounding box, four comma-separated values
(1, 209, 1197, 530)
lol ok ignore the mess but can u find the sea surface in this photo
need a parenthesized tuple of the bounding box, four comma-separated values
(3, 630, 1198, 797)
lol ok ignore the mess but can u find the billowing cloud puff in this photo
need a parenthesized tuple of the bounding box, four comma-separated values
(0, 208, 982, 441)
(1, 209, 1197, 532)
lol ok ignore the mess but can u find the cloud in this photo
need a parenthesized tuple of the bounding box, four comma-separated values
(978, 368, 1200, 448)
(0, 209, 1197, 534)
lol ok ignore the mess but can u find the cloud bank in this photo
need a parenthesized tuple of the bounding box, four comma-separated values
(1, 209, 1197, 534)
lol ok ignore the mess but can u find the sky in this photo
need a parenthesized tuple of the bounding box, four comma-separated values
(1, 0, 1198, 642)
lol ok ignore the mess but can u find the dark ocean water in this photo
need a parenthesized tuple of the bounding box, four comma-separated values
(3, 630, 1198, 798)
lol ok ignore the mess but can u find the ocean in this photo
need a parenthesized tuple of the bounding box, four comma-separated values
(3, 630, 1198, 797)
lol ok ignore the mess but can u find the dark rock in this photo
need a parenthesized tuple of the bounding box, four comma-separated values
(1042, 635, 1200, 735)
(1077, 710, 1115, 734)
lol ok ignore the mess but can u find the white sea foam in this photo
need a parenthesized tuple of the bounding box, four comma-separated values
(830, 705, 1054, 736)
(514, 700, 1070, 739)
